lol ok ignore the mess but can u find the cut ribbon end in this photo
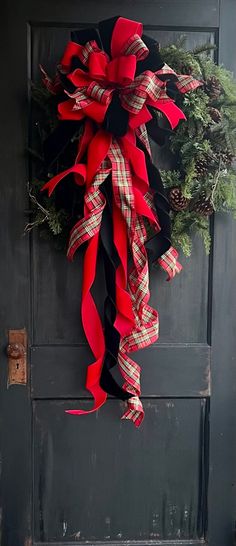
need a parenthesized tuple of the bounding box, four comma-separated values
(121, 396, 144, 428)
(158, 246, 183, 281)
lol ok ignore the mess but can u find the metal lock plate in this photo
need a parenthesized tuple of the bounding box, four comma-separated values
(7, 329, 27, 386)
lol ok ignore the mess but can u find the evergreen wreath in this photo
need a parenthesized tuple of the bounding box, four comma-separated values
(27, 40, 236, 257)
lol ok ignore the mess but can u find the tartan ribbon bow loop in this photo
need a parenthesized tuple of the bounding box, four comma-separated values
(61, 67, 170, 125)
(58, 37, 169, 124)
(40, 16, 201, 427)
(57, 40, 194, 133)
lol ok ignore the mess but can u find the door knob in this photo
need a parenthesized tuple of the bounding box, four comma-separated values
(7, 342, 25, 360)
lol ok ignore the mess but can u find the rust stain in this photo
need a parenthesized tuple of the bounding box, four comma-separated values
(7, 329, 27, 386)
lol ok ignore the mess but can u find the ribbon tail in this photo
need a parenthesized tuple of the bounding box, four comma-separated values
(41, 164, 86, 196)
(108, 139, 161, 427)
(150, 99, 186, 129)
(99, 181, 133, 400)
(158, 245, 182, 281)
(66, 233, 107, 415)
(66, 143, 112, 416)
(113, 201, 134, 337)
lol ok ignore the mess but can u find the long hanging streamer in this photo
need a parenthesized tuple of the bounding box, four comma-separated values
(40, 17, 201, 426)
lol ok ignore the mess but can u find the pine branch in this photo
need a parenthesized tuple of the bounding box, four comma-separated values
(191, 43, 217, 56)
(24, 185, 50, 233)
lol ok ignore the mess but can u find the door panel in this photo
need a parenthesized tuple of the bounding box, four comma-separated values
(1, 1, 236, 546)
(33, 399, 208, 543)
(31, 345, 210, 398)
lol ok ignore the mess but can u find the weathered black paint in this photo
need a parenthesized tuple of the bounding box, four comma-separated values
(33, 399, 208, 542)
(31, 344, 210, 398)
(0, 1, 236, 545)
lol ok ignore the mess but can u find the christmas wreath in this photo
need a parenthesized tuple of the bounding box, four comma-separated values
(26, 17, 235, 426)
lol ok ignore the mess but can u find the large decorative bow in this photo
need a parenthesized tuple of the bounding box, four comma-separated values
(41, 16, 201, 427)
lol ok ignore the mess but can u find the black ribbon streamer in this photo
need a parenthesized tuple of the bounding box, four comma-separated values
(100, 179, 131, 400)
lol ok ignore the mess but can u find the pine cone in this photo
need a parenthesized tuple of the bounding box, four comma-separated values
(209, 106, 222, 123)
(169, 187, 190, 211)
(205, 76, 222, 100)
(220, 150, 234, 165)
(192, 193, 214, 216)
(180, 64, 193, 75)
(195, 157, 209, 177)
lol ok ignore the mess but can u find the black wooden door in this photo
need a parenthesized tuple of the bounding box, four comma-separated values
(1, 1, 236, 545)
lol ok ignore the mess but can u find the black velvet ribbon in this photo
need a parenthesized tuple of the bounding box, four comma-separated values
(100, 179, 130, 400)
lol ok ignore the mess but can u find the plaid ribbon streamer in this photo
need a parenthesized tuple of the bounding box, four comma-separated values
(156, 63, 202, 93)
(108, 140, 159, 426)
(158, 246, 182, 280)
(136, 124, 151, 156)
(67, 162, 111, 259)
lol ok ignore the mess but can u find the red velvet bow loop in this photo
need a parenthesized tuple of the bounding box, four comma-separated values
(111, 17, 143, 58)
(87, 51, 138, 86)
(106, 55, 137, 85)
(56, 28, 202, 129)
(62, 39, 139, 86)
(60, 39, 103, 73)
(60, 29, 151, 96)
(60, 41, 83, 72)
(58, 66, 178, 127)
(59, 86, 109, 123)
(87, 50, 109, 80)
(84, 47, 138, 86)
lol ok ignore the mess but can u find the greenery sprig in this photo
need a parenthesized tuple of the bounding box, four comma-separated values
(161, 41, 236, 255)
